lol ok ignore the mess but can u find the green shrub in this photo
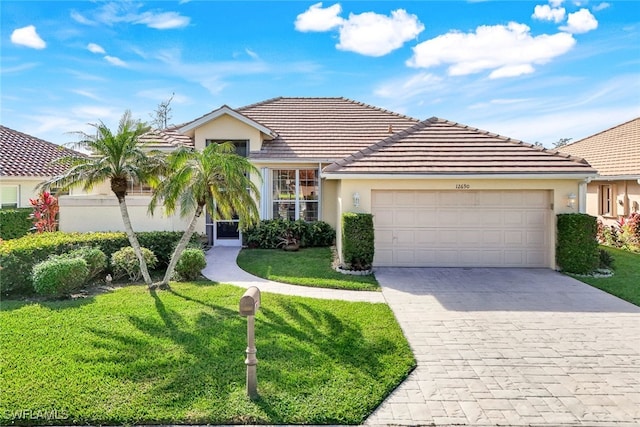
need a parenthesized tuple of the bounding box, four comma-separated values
(174, 248, 207, 281)
(0, 231, 198, 296)
(52, 247, 107, 282)
(0, 208, 33, 240)
(244, 220, 335, 249)
(556, 213, 599, 274)
(32, 257, 89, 296)
(111, 246, 158, 282)
(599, 248, 615, 270)
(342, 213, 374, 271)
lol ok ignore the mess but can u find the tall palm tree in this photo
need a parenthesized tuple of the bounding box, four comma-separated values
(149, 142, 260, 288)
(42, 110, 160, 287)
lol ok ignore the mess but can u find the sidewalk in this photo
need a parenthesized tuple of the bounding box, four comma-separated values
(201, 246, 385, 303)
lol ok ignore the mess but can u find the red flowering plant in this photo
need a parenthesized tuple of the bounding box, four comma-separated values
(29, 191, 59, 232)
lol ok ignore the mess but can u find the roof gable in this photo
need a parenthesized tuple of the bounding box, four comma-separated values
(0, 125, 84, 177)
(324, 118, 596, 176)
(179, 105, 276, 137)
(559, 117, 639, 176)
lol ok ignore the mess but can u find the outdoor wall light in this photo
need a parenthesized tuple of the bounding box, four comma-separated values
(567, 192, 577, 208)
(353, 192, 360, 208)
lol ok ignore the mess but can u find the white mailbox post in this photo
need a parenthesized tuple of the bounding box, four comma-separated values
(239, 286, 261, 399)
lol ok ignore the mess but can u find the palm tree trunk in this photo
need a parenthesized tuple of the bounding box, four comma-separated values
(158, 205, 204, 287)
(117, 197, 153, 287)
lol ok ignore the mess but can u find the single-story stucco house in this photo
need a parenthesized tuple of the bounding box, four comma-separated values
(559, 117, 640, 226)
(0, 125, 83, 209)
(59, 97, 596, 268)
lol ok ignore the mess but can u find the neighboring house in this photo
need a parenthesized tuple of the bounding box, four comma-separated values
(59, 97, 596, 268)
(0, 125, 82, 209)
(559, 117, 640, 226)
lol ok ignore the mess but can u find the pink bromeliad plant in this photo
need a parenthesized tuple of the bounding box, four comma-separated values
(29, 191, 59, 232)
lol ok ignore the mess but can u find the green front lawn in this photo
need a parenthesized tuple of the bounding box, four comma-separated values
(0, 282, 414, 425)
(237, 247, 380, 291)
(570, 247, 640, 306)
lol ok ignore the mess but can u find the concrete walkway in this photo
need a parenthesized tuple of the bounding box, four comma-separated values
(203, 248, 640, 426)
(201, 247, 384, 303)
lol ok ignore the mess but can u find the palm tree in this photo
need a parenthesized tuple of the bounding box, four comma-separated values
(41, 110, 160, 287)
(149, 142, 260, 288)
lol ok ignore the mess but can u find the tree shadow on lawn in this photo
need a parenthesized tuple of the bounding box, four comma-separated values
(79, 287, 410, 424)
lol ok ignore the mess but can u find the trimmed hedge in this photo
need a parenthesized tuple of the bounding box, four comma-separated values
(0, 208, 33, 240)
(174, 248, 207, 281)
(342, 213, 374, 271)
(32, 257, 89, 297)
(557, 213, 599, 274)
(244, 219, 335, 249)
(0, 231, 201, 296)
(111, 246, 158, 282)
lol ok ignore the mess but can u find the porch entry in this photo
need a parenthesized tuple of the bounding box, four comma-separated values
(205, 139, 247, 247)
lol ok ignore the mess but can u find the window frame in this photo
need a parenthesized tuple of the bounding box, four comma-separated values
(272, 168, 319, 221)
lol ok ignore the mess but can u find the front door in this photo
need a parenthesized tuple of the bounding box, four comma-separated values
(206, 213, 242, 247)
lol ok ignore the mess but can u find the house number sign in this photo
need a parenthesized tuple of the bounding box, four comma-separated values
(455, 184, 471, 189)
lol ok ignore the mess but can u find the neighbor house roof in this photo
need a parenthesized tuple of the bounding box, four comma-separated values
(323, 118, 596, 176)
(558, 117, 640, 177)
(138, 126, 195, 149)
(237, 97, 420, 161)
(0, 125, 84, 177)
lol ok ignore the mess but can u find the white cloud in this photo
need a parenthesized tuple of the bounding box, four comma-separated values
(10, 25, 46, 49)
(532, 5, 566, 23)
(407, 22, 575, 79)
(593, 3, 610, 12)
(337, 9, 424, 57)
(104, 56, 127, 67)
(70, 10, 96, 26)
(245, 48, 260, 60)
(549, 0, 564, 7)
(295, 3, 344, 32)
(0, 63, 40, 74)
(87, 43, 106, 54)
(295, 4, 424, 57)
(71, 89, 102, 101)
(135, 11, 190, 29)
(560, 8, 598, 34)
(374, 72, 443, 100)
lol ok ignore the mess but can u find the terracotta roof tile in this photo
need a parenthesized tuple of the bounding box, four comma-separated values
(324, 118, 596, 175)
(0, 125, 84, 177)
(138, 127, 195, 148)
(237, 97, 420, 161)
(559, 117, 639, 176)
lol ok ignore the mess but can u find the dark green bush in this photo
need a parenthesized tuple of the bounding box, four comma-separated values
(0, 231, 197, 296)
(599, 248, 615, 270)
(342, 213, 374, 271)
(556, 213, 599, 274)
(0, 208, 33, 240)
(174, 248, 206, 281)
(32, 257, 89, 296)
(244, 220, 335, 249)
(111, 246, 158, 282)
(51, 247, 107, 282)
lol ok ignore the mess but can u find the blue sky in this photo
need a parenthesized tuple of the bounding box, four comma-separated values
(2, 0, 639, 147)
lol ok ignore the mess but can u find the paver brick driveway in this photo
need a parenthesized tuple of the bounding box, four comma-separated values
(367, 268, 640, 426)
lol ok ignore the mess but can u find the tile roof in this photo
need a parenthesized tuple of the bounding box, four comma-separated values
(237, 97, 420, 161)
(324, 118, 596, 175)
(0, 125, 84, 177)
(138, 126, 195, 149)
(558, 117, 639, 176)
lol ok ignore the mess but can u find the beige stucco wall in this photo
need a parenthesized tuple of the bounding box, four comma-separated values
(59, 195, 198, 233)
(192, 115, 264, 152)
(329, 177, 585, 269)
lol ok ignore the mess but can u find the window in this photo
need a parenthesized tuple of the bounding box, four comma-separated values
(272, 169, 319, 221)
(206, 139, 248, 157)
(0, 186, 19, 209)
(126, 179, 153, 194)
(599, 184, 614, 216)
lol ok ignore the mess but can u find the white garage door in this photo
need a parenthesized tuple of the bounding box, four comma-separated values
(372, 190, 550, 267)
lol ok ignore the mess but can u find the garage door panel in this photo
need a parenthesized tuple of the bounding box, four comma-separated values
(372, 190, 550, 267)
